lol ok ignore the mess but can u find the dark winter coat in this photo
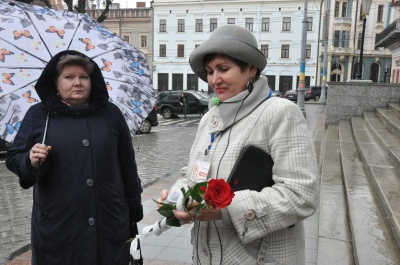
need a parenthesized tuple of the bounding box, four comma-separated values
(6, 50, 143, 265)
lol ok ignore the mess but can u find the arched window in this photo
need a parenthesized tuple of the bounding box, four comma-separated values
(370, 63, 379, 82)
(331, 60, 342, 81)
(352, 62, 362, 79)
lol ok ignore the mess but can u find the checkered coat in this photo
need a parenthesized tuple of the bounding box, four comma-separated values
(186, 96, 319, 265)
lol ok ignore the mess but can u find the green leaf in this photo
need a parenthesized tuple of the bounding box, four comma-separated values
(191, 181, 207, 203)
(158, 204, 175, 218)
(166, 216, 181, 227)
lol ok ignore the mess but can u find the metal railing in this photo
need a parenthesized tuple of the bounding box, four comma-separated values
(376, 18, 400, 44)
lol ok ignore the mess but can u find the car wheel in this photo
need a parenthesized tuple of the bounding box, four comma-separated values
(161, 108, 173, 119)
(139, 119, 152, 134)
(314, 95, 320, 101)
(202, 107, 208, 115)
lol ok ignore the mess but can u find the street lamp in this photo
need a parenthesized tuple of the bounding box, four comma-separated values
(356, 0, 372, 80)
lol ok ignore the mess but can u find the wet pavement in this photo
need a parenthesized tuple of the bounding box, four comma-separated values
(0, 102, 326, 264)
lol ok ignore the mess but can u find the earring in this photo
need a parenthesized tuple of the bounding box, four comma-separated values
(247, 77, 254, 93)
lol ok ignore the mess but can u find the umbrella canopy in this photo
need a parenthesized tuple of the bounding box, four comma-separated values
(0, 0, 156, 143)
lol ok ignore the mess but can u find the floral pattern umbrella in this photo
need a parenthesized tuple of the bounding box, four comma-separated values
(0, 0, 156, 142)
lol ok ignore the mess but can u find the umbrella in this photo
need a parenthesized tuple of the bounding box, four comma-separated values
(0, 0, 156, 143)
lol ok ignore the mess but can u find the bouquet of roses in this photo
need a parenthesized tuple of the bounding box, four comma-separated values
(128, 178, 235, 261)
(156, 178, 235, 227)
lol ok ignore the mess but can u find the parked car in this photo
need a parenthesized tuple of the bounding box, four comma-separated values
(283, 90, 298, 102)
(0, 139, 11, 153)
(156, 90, 210, 119)
(138, 106, 158, 134)
(271, 90, 283, 98)
(304, 86, 325, 101)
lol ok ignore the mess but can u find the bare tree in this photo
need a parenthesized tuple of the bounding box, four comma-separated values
(14, 0, 111, 23)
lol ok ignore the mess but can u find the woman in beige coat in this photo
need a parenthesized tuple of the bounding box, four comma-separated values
(159, 25, 319, 265)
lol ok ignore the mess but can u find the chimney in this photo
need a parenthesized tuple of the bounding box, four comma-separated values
(137, 2, 146, 8)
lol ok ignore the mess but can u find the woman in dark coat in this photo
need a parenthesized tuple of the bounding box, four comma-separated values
(6, 50, 143, 265)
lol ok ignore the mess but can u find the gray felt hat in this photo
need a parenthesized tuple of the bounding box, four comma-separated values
(189, 25, 267, 82)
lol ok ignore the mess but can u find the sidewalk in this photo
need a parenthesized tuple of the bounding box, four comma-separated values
(4, 170, 320, 265)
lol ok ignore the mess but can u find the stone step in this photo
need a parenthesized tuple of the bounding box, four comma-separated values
(363, 111, 400, 171)
(317, 124, 354, 265)
(343, 118, 400, 264)
(388, 102, 400, 114)
(375, 107, 400, 139)
(351, 116, 400, 247)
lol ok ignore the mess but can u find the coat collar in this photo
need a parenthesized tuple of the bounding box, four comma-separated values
(207, 76, 271, 133)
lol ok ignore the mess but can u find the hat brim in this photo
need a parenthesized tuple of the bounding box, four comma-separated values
(189, 38, 267, 82)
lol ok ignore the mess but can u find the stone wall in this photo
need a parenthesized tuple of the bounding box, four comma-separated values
(325, 81, 400, 124)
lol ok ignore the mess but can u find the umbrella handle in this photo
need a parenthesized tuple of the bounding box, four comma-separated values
(41, 112, 50, 145)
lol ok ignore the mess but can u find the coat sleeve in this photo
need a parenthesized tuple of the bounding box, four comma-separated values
(116, 109, 143, 229)
(6, 107, 41, 189)
(223, 101, 319, 244)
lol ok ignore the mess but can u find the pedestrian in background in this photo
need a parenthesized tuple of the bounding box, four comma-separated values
(6, 50, 143, 265)
(158, 25, 319, 264)
(179, 91, 188, 119)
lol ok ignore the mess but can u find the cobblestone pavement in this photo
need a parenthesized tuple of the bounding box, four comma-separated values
(0, 103, 326, 264)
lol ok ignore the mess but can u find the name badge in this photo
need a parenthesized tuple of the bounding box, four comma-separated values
(189, 159, 211, 181)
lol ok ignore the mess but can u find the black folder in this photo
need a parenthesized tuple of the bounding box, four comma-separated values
(227, 145, 274, 192)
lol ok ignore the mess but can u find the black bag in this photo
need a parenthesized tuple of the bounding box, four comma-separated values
(227, 145, 274, 192)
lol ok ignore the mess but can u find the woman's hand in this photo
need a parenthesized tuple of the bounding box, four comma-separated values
(173, 206, 222, 223)
(157, 189, 169, 208)
(30, 144, 52, 168)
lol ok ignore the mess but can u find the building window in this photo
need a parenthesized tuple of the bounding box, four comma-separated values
(177, 44, 184, 57)
(158, 73, 168, 91)
(334, 31, 340, 47)
(246, 18, 254, 31)
(159, 44, 166, 57)
(342, 2, 347, 17)
(187, 74, 198, 90)
(227, 18, 235, 25)
(307, 17, 313, 31)
(210, 18, 217, 32)
(195, 19, 203, 32)
(160, 19, 166, 32)
(266, 75, 276, 90)
(377, 5, 384, 22)
(140, 36, 147, 48)
(370, 63, 379, 82)
(178, 19, 185, 32)
(306, 44, 311, 58)
(282, 17, 291, 31)
(279, 76, 293, 93)
(281, 45, 290, 58)
(123, 35, 129, 42)
(261, 18, 270, 31)
(172, 74, 183, 90)
(261, 45, 269, 58)
(334, 1, 340, 17)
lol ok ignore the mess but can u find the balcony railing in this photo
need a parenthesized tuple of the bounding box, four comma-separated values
(333, 17, 352, 26)
(375, 18, 400, 48)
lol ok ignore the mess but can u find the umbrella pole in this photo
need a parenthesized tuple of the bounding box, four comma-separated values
(42, 113, 50, 145)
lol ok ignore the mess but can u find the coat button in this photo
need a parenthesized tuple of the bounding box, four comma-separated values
(245, 210, 255, 221)
(210, 117, 219, 128)
(82, 139, 89, 146)
(75, 112, 81, 117)
(257, 255, 265, 264)
(88, 218, 95, 225)
(86, 179, 94, 186)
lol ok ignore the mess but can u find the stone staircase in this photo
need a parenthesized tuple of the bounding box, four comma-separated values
(318, 103, 400, 264)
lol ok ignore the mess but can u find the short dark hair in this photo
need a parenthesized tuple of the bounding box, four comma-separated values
(202, 53, 261, 79)
(56, 54, 94, 77)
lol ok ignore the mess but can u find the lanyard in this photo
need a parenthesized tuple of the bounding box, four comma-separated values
(204, 132, 221, 156)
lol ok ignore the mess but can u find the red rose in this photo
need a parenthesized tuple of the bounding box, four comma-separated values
(201, 179, 235, 208)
